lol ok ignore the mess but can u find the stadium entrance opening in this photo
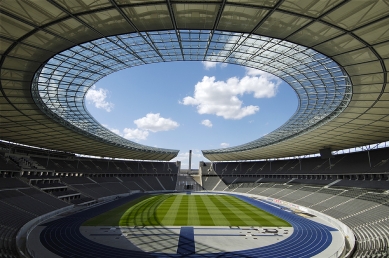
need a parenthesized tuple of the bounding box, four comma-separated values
(185, 185, 194, 190)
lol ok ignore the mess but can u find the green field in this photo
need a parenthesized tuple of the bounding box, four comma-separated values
(84, 194, 291, 227)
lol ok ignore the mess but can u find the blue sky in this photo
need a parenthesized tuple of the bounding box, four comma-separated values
(85, 62, 297, 168)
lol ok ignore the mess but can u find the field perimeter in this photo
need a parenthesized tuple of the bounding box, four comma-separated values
(84, 194, 291, 227)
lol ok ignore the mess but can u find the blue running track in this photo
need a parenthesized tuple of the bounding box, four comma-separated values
(39, 193, 338, 257)
(177, 227, 195, 255)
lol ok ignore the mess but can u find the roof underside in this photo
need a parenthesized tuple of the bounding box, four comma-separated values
(0, 0, 388, 161)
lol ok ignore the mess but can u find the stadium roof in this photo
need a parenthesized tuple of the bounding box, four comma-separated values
(0, 0, 388, 161)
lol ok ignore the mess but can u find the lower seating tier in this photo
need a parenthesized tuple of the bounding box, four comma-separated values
(0, 182, 70, 257)
(211, 180, 389, 258)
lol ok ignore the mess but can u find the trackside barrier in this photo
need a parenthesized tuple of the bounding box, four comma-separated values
(144, 190, 176, 193)
(211, 191, 355, 258)
(97, 189, 175, 203)
(98, 192, 131, 202)
(16, 205, 74, 258)
(297, 204, 355, 258)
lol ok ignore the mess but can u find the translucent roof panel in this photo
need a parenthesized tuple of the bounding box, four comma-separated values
(32, 31, 351, 158)
(1, 0, 388, 161)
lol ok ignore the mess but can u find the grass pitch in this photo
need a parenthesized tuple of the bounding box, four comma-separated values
(84, 194, 291, 227)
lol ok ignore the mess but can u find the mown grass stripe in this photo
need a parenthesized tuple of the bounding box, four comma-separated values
(217, 195, 270, 226)
(83, 195, 150, 226)
(208, 195, 250, 226)
(156, 195, 177, 220)
(201, 195, 230, 226)
(120, 195, 169, 226)
(195, 195, 217, 226)
(85, 194, 291, 227)
(158, 195, 183, 225)
(120, 196, 158, 226)
(187, 196, 201, 226)
(221, 195, 291, 227)
(213, 195, 271, 226)
(174, 195, 189, 225)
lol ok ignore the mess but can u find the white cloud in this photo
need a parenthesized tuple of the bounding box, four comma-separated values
(123, 128, 149, 141)
(103, 113, 179, 142)
(85, 85, 114, 112)
(134, 113, 179, 132)
(202, 61, 217, 70)
(202, 61, 228, 70)
(220, 142, 230, 148)
(181, 70, 280, 119)
(104, 124, 149, 142)
(201, 119, 213, 127)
